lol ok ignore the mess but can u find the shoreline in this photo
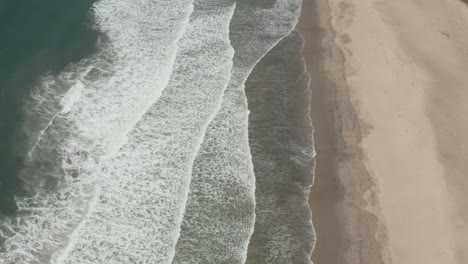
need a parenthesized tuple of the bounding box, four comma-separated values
(298, 0, 390, 262)
(296, 0, 342, 262)
(301, 0, 468, 263)
(298, 0, 389, 262)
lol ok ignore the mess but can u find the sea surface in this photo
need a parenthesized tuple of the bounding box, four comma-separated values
(0, 0, 315, 263)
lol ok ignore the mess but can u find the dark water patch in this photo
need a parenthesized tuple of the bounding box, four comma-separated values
(245, 31, 315, 264)
(0, 0, 101, 216)
(236, 0, 275, 9)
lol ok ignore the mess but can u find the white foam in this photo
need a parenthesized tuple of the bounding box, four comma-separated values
(245, 31, 316, 264)
(60, 81, 83, 114)
(173, 1, 303, 263)
(0, 0, 307, 263)
(56, 2, 235, 263)
(0, 0, 195, 262)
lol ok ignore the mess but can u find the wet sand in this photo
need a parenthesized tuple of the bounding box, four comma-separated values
(298, 0, 388, 263)
(296, 0, 343, 263)
(299, 0, 468, 263)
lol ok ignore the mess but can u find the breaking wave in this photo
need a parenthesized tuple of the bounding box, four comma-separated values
(0, 0, 315, 263)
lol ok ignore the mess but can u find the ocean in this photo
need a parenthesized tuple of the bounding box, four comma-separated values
(0, 0, 100, 216)
(0, 0, 315, 263)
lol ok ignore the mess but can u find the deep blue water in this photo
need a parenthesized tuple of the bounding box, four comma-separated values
(0, 0, 100, 216)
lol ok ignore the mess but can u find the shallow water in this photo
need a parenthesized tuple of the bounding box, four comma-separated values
(0, 0, 314, 263)
(174, 1, 304, 263)
(245, 31, 315, 264)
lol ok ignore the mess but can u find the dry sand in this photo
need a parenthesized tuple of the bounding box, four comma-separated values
(299, 0, 468, 263)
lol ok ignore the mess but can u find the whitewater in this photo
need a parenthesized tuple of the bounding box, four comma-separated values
(0, 0, 316, 263)
(173, 0, 306, 263)
(245, 31, 316, 264)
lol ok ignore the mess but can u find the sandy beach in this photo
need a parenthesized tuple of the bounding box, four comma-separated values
(299, 0, 468, 263)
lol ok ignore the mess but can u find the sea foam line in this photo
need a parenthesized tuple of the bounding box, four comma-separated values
(49, 185, 101, 264)
(172, 0, 303, 263)
(26, 64, 91, 159)
(44, 1, 236, 263)
(245, 30, 316, 264)
(165, 2, 237, 263)
(0, 0, 195, 262)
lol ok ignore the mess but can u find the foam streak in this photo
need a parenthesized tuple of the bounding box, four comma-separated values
(173, 1, 303, 263)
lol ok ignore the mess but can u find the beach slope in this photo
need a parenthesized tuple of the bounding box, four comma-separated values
(302, 0, 468, 263)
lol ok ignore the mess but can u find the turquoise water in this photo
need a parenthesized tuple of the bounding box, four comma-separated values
(0, 0, 100, 215)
